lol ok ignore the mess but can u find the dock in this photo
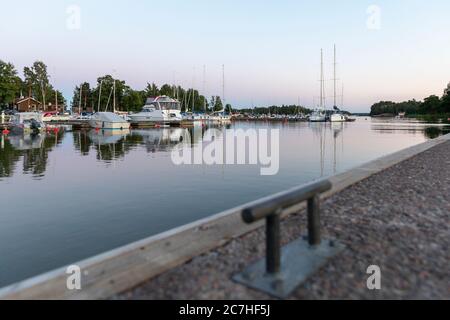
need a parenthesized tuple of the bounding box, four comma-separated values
(0, 134, 449, 299)
(117, 135, 450, 300)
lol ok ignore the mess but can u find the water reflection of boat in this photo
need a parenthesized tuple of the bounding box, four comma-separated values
(88, 129, 130, 145)
(131, 128, 189, 151)
(7, 132, 45, 150)
(10, 112, 46, 134)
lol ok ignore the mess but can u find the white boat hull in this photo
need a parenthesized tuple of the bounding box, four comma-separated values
(89, 120, 130, 130)
(309, 116, 326, 122)
(89, 112, 130, 130)
(330, 114, 347, 122)
(129, 109, 182, 124)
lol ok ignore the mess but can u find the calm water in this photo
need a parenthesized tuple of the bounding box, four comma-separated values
(0, 118, 448, 287)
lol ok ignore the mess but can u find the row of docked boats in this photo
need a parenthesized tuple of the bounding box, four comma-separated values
(308, 110, 355, 122)
(4, 95, 232, 133)
(87, 96, 231, 130)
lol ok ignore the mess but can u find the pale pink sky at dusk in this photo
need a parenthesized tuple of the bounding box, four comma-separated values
(1, 0, 449, 112)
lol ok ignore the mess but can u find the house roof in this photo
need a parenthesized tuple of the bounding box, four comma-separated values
(15, 97, 41, 105)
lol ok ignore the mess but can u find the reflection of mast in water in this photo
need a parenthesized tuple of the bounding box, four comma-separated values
(320, 126, 324, 176)
(310, 123, 326, 177)
(331, 122, 344, 174)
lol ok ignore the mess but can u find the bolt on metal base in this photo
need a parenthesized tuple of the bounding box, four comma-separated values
(233, 237, 345, 299)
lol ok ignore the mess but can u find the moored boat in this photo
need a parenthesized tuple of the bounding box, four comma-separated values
(330, 113, 347, 122)
(129, 96, 182, 125)
(9, 112, 45, 134)
(89, 112, 131, 130)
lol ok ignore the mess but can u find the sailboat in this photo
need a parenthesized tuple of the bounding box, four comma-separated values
(209, 65, 231, 123)
(309, 49, 327, 122)
(330, 45, 347, 122)
(89, 79, 131, 130)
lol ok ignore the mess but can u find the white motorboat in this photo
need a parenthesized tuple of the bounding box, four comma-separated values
(9, 112, 45, 134)
(208, 111, 231, 123)
(89, 112, 131, 130)
(128, 96, 182, 125)
(309, 110, 327, 122)
(330, 113, 347, 122)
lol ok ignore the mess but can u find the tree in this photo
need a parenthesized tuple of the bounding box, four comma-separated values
(0, 60, 22, 108)
(144, 83, 159, 97)
(23, 61, 50, 108)
(225, 103, 232, 114)
(160, 84, 174, 97)
(90, 75, 128, 112)
(71, 82, 93, 112)
(441, 94, 450, 113)
(121, 88, 144, 112)
(419, 95, 441, 114)
(47, 90, 66, 111)
(213, 96, 223, 111)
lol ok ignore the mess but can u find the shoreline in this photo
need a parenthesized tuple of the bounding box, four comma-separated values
(119, 136, 450, 299)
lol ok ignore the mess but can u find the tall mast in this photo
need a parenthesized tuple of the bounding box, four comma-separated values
(341, 83, 344, 107)
(333, 44, 337, 107)
(320, 49, 324, 110)
(113, 79, 116, 113)
(203, 65, 206, 112)
(222, 64, 225, 111)
(192, 67, 195, 112)
(97, 80, 103, 113)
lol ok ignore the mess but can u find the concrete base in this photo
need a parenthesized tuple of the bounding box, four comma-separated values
(233, 238, 345, 298)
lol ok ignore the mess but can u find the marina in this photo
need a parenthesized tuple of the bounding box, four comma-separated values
(1, 0, 450, 305)
(0, 118, 448, 291)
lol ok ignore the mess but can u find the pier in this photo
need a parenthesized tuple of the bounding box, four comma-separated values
(0, 133, 449, 299)
(118, 135, 450, 299)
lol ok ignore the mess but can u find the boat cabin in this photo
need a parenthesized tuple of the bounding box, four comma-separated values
(144, 96, 181, 111)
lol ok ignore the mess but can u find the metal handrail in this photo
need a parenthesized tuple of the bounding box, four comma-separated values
(241, 179, 332, 274)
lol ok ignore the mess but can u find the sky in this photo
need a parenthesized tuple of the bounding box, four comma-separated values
(1, 0, 449, 112)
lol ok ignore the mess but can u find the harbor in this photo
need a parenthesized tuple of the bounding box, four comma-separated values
(0, 129, 448, 299)
(1, 1, 450, 306)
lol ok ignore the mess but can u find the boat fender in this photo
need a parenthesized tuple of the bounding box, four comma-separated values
(2, 129, 10, 135)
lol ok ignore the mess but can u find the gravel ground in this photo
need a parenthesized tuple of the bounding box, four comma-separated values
(116, 141, 450, 300)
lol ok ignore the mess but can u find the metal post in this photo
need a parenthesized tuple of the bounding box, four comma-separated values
(307, 195, 321, 246)
(266, 213, 281, 274)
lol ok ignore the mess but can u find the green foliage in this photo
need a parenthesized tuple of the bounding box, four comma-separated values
(73, 80, 214, 113)
(121, 88, 144, 112)
(210, 96, 223, 111)
(0, 60, 22, 107)
(370, 84, 450, 116)
(23, 61, 51, 106)
(239, 105, 312, 115)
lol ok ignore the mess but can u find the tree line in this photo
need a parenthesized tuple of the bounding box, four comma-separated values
(239, 105, 313, 115)
(370, 84, 450, 117)
(0, 60, 65, 109)
(0, 59, 232, 113)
